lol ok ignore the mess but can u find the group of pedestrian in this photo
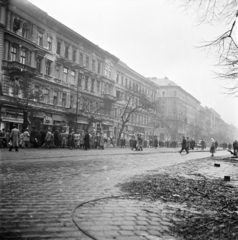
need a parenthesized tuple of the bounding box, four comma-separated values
(130, 134, 144, 151)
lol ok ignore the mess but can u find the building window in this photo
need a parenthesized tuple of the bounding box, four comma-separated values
(116, 74, 119, 83)
(63, 67, 68, 82)
(37, 32, 43, 46)
(86, 56, 89, 68)
(65, 45, 69, 58)
(72, 49, 76, 62)
(11, 46, 17, 61)
(47, 36, 52, 51)
(116, 90, 120, 100)
(92, 59, 96, 72)
(55, 64, 60, 79)
(125, 78, 128, 87)
(70, 95, 73, 108)
(85, 76, 89, 90)
(62, 93, 66, 107)
(108, 67, 111, 78)
(36, 57, 42, 72)
(57, 41, 61, 54)
(20, 49, 26, 64)
(91, 78, 95, 92)
(80, 52, 84, 64)
(22, 23, 28, 38)
(71, 71, 76, 85)
(97, 61, 101, 74)
(53, 91, 58, 106)
(174, 91, 177, 97)
(45, 60, 52, 75)
(78, 74, 82, 87)
(162, 91, 165, 97)
(121, 76, 124, 85)
(97, 81, 100, 93)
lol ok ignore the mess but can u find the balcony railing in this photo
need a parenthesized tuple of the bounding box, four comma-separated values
(2, 60, 37, 75)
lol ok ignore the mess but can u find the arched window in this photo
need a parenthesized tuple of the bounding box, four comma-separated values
(13, 18, 21, 33)
(162, 91, 165, 97)
(22, 23, 28, 38)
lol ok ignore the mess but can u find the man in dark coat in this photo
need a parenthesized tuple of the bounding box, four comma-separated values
(215, 141, 218, 150)
(180, 136, 189, 154)
(84, 131, 90, 150)
(30, 127, 40, 148)
(54, 129, 60, 148)
(154, 137, 158, 149)
(68, 129, 75, 149)
(233, 140, 238, 155)
(201, 139, 205, 150)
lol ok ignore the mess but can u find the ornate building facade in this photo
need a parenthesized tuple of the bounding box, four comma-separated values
(0, 0, 156, 140)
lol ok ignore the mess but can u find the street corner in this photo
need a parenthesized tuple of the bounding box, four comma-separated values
(73, 196, 179, 240)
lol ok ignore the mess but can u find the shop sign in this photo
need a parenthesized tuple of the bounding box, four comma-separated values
(43, 116, 53, 125)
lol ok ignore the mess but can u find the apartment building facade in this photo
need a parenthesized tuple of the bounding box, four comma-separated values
(148, 77, 236, 143)
(0, 0, 156, 140)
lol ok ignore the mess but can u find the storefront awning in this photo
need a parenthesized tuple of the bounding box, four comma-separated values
(2, 117, 23, 123)
(77, 120, 88, 124)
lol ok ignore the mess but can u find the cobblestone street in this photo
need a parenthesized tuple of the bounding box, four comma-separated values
(0, 148, 231, 239)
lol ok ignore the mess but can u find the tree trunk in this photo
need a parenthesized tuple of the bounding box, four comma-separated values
(117, 122, 126, 146)
(22, 110, 29, 130)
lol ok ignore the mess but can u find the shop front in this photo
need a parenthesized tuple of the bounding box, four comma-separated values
(0, 106, 23, 131)
(77, 118, 88, 131)
(102, 120, 114, 138)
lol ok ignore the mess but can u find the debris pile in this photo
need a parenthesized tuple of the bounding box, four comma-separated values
(119, 174, 238, 239)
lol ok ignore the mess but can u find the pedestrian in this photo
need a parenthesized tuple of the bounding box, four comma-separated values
(30, 126, 40, 148)
(233, 140, 238, 155)
(9, 125, 20, 152)
(131, 136, 137, 150)
(54, 129, 61, 148)
(19, 131, 24, 148)
(68, 129, 75, 149)
(99, 134, 104, 150)
(44, 129, 53, 149)
(84, 130, 90, 150)
(137, 134, 143, 151)
(61, 129, 67, 148)
(186, 137, 190, 151)
(179, 136, 189, 154)
(74, 130, 80, 149)
(154, 137, 158, 149)
(210, 138, 216, 157)
(201, 139, 205, 150)
(23, 128, 30, 148)
(228, 143, 232, 150)
(215, 141, 218, 150)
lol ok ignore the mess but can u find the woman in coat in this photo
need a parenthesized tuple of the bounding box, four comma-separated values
(84, 131, 90, 150)
(210, 138, 216, 157)
(9, 125, 20, 152)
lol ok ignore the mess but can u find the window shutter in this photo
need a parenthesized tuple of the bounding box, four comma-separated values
(66, 92, 70, 108)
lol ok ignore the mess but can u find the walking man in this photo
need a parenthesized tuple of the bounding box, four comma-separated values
(210, 138, 216, 157)
(180, 136, 189, 154)
(9, 125, 20, 152)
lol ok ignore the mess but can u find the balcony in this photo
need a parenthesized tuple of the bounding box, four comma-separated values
(2, 60, 37, 76)
(103, 93, 116, 102)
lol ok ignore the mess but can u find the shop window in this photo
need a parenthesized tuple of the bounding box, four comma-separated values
(11, 46, 17, 61)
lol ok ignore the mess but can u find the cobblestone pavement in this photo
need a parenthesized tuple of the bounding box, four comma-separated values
(0, 148, 230, 239)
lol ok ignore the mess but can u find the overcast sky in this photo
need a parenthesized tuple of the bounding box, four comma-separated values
(28, 0, 238, 128)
